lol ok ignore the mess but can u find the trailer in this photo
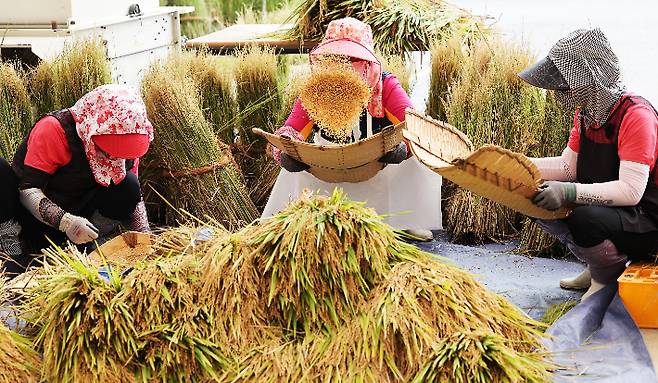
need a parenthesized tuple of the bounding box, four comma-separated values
(0, 0, 192, 88)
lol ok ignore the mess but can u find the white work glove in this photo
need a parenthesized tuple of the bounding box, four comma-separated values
(58, 213, 99, 244)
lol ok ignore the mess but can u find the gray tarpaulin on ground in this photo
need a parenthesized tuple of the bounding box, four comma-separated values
(546, 284, 656, 382)
(418, 232, 656, 382)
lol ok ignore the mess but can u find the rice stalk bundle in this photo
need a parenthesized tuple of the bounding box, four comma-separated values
(378, 53, 413, 93)
(0, 324, 41, 383)
(196, 235, 285, 354)
(120, 255, 230, 382)
(412, 332, 553, 383)
(287, 0, 487, 55)
(443, 39, 546, 242)
(234, 45, 281, 148)
(182, 51, 237, 144)
(141, 60, 258, 229)
(426, 35, 465, 121)
(242, 189, 408, 335)
(518, 91, 572, 256)
(0, 62, 32, 160)
(233, 46, 282, 208)
(298, 57, 371, 142)
(24, 247, 138, 383)
(29, 60, 56, 117)
(316, 259, 549, 382)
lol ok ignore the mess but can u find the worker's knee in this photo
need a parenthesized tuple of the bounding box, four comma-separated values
(97, 172, 142, 220)
(567, 206, 622, 248)
(0, 158, 19, 221)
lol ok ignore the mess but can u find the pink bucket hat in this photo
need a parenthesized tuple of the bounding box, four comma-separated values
(309, 17, 384, 117)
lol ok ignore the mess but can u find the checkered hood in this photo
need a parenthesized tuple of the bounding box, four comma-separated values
(549, 28, 626, 126)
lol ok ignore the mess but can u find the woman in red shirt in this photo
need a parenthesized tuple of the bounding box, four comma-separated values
(520, 28, 658, 300)
(262, 17, 443, 240)
(0, 84, 154, 275)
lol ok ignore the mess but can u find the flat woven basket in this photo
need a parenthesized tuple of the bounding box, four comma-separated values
(404, 110, 570, 220)
(88, 231, 155, 267)
(253, 122, 404, 183)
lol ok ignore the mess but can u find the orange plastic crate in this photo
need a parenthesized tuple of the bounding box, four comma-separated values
(618, 263, 658, 329)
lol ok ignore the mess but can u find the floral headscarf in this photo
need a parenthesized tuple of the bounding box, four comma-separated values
(69, 84, 154, 186)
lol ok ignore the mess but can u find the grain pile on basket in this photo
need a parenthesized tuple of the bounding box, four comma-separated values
(298, 56, 372, 143)
(141, 58, 258, 229)
(29, 39, 112, 117)
(0, 62, 32, 159)
(18, 189, 553, 382)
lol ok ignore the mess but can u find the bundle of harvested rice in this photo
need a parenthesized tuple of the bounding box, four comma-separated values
(24, 247, 137, 383)
(426, 35, 465, 121)
(141, 60, 258, 229)
(518, 91, 572, 256)
(298, 57, 371, 142)
(413, 332, 552, 383)
(442, 38, 547, 242)
(120, 255, 230, 382)
(28, 60, 56, 118)
(0, 278, 41, 383)
(0, 324, 41, 383)
(315, 259, 549, 382)
(242, 189, 410, 335)
(181, 51, 237, 144)
(287, 0, 486, 55)
(29, 39, 111, 117)
(0, 62, 32, 159)
(233, 45, 283, 208)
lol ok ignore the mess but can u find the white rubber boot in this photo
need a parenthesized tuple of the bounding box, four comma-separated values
(580, 279, 606, 301)
(559, 266, 591, 290)
(403, 229, 434, 242)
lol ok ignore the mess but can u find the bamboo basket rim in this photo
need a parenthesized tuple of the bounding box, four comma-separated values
(404, 110, 570, 220)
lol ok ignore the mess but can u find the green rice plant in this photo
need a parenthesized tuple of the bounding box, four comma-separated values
(23, 246, 137, 383)
(141, 58, 258, 229)
(0, 62, 32, 160)
(541, 300, 578, 327)
(287, 0, 487, 55)
(241, 189, 420, 335)
(29, 61, 57, 118)
(378, 53, 413, 93)
(120, 255, 231, 382)
(314, 259, 548, 382)
(413, 332, 553, 383)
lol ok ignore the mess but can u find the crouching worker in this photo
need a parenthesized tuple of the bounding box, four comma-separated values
(262, 17, 442, 240)
(0, 84, 154, 275)
(519, 28, 658, 300)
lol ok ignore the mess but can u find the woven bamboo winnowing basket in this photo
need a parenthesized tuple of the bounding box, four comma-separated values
(253, 122, 405, 183)
(404, 109, 570, 220)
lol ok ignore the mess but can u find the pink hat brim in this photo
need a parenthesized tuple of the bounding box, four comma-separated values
(310, 39, 380, 65)
(92, 133, 150, 159)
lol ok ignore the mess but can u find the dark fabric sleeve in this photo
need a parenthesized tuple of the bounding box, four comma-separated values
(19, 165, 52, 190)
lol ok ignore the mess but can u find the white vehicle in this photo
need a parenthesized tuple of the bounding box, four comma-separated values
(0, 0, 192, 88)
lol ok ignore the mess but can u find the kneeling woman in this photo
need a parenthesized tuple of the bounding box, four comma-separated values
(0, 84, 153, 274)
(262, 17, 442, 240)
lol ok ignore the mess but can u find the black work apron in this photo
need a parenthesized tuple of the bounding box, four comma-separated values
(576, 95, 658, 233)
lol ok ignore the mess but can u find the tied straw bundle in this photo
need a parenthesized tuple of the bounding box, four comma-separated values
(141, 58, 258, 229)
(29, 39, 112, 117)
(0, 62, 32, 160)
(299, 58, 371, 142)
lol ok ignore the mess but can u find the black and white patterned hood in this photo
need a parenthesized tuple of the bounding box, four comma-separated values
(548, 28, 626, 126)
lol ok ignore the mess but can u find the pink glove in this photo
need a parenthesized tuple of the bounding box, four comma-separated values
(272, 126, 305, 164)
